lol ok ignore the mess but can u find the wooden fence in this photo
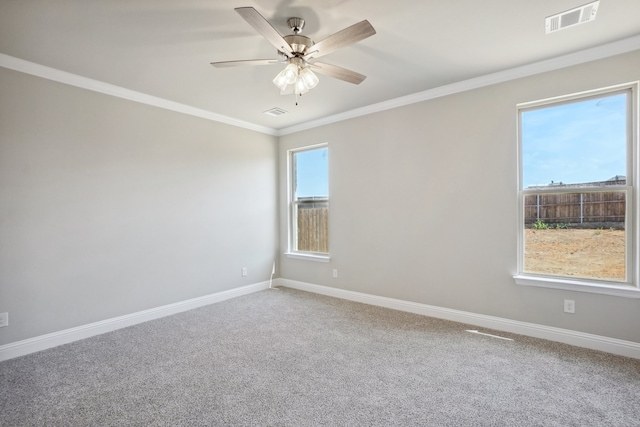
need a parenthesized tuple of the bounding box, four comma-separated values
(524, 191, 625, 226)
(295, 189, 625, 244)
(296, 204, 329, 253)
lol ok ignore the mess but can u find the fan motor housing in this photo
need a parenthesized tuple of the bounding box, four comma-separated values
(283, 34, 314, 55)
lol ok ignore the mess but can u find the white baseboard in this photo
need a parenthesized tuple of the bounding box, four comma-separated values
(4, 279, 638, 362)
(276, 278, 640, 360)
(0, 281, 270, 362)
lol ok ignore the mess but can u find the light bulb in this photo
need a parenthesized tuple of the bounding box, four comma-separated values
(283, 63, 299, 84)
(299, 68, 319, 89)
(272, 70, 289, 91)
(294, 77, 309, 95)
(272, 63, 299, 91)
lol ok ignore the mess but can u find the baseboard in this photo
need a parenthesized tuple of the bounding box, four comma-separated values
(5, 279, 638, 362)
(276, 279, 640, 359)
(0, 281, 270, 362)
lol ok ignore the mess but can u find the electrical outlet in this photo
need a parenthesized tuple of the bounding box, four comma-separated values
(241, 267, 248, 277)
(332, 269, 338, 278)
(564, 299, 575, 314)
(0, 312, 8, 328)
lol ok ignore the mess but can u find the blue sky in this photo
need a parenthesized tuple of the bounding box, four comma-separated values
(295, 147, 328, 197)
(521, 93, 627, 188)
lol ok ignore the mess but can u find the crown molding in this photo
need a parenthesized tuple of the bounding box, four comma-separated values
(3, 34, 640, 138)
(276, 34, 640, 136)
(0, 53, 279, 136)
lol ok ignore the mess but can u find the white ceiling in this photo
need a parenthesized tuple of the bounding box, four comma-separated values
(2, 0, 640, 132)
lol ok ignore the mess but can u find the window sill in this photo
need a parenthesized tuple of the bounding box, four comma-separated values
(514, 274, 640, 298)
(284, 252, 331, 262)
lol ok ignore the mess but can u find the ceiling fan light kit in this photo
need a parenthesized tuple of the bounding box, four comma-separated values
(211, 7, 376, 105)
(272, 58, 319, 97)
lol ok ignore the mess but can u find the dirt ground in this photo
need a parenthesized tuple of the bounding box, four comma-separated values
(524, 229, 625, 281)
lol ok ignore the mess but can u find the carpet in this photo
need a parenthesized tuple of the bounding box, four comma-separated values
(1, 287, 639, 426)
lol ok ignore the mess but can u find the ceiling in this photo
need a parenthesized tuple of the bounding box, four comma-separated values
(2, 0, 640, 133)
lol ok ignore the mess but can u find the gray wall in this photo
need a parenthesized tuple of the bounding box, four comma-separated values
(3, 50, 640, 349)
(279, 50, 640, 344)
(0, 67, 279, 345)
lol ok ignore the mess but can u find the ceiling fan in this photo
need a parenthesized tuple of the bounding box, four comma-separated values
(210, 7, 376, 102)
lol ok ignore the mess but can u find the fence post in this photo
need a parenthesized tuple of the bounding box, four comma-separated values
(580, 193, 583, 224)
(536, 194, 540, 221)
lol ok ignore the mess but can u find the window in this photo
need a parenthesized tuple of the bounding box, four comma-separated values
(287, 144, 329, 260)
(515, 83, 640, 297)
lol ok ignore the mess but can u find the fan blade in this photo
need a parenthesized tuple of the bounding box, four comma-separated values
(310, 62, 367, 85)
(210, 59, 281, 68)
(235, 7, 294, 57)
(304, 20, 375, 60)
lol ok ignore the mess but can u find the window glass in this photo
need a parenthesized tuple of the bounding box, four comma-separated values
(291, 146, 329, 254)
(520, 91, 630, 283)
(294, 147, 328, 198)
(522, 93, 626, 188)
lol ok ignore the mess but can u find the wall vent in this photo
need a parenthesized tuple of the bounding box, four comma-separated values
(263, 107, 288, 116)
(545, 1, 599, 34)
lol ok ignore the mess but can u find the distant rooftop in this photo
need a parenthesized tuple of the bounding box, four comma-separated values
(527, 175, 626, 189)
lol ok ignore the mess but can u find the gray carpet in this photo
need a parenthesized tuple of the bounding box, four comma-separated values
(1, 287, 639, 426)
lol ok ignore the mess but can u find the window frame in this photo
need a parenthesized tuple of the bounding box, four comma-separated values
(514, 82, 640, 298)
(285, 143, 330, 262)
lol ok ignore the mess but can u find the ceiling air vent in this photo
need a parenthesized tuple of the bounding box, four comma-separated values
(263, 107, 288, 117)
(545, 1, 599, 34)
